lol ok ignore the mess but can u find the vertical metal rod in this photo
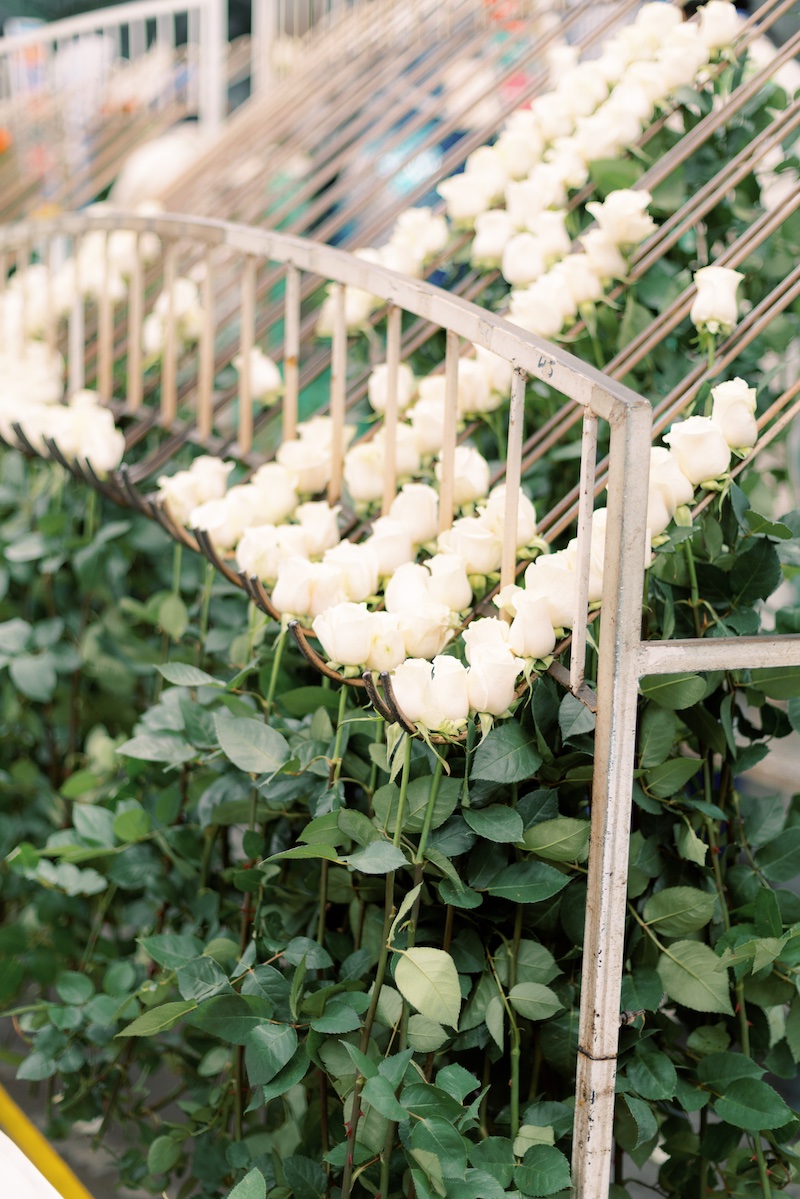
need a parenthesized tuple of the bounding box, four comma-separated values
(198, 246, 215, 440)
(238, 255, 256, 454)
(570, 412, 598, 693)
(283, 263, 300, 441)
(438, 329, 459, 536)
(328, 283, 347, 504)
(98, 231, 113, 400)
(500, 367, 526, 594)
(381, 303, 402, 516)
(44, 237, 56, 356)
(162, 239, 178, 427)
(127, 233, 143, 411)
(571, 397, 652, 1199)
(18, 244, 28, 357)
(68, 238, 84, 393)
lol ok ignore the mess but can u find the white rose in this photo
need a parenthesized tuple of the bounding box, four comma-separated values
(543, 141, 590, 192)
(507, 277, 574, 339)
(344, 442, 386, 505)
(467, 653, 524, 716)
(69, 399, 126, 473)
(647, 447, 695, 536)
(464, 145, 510, 201)
(248, 462, 299, 524)
(711, 377, 758, 450)
(566, 509, 608, 603)
(427, 655, 470, 728)
(276, 438, 331, 496)
(438, 516, 502, 576)
(391, 207, 449, 262)
(297, 415, 355, 450)
(366, 516, 415, 577)
(142, 312, 165, 356)
(545, 41, 579, 80)
(663, 416, 732, 486)
(471, 210, 517, 268)
(436, 445, 491, 507)
(505, 171, 566, 232)
(323, 541, 380, 602)
(656, 27, 709, 90)
(390, 658, 434, 724)
(509, 592, 557, 660)
(295, 501, 341, 557)
(367, 362, 417, 413)
(426, 553, 473, 611)
(437, 173, 496, 228)
(272, 558, 347, 619)
(455, 359, 492, 417)
(236, 524, 308, 581)
(190, 488, 261, 550)
(697, 0, 742, 51)
(157, 457, 234, 526)
(529, 92, 574, 141)
(234, 347, 282, 401)
(462, 616, 513, 665)
(635, 1, 683, 37)
(585, 189, 656, 247)
(375, 425, 421, 479)
(609, 74, 660, 120)
(385, 562, 432, 615)
(365, 611, 406, 672)
(690, 266, 743, 337)
(390, 483, 439, 544)
(379, 241, 423, 278)
(312, 602, 375, 667)
(474, 345, 513, 399)
(316, 283, 377, 336)
(409, 397, 447, 457)
(501, 233, 547, 287)
(399, 601, 454, 660)
(524, 551, 578, 629)
(493, 123, 545, 181)
(581, 229, 629, 283)
(479, 485, 537, 547)
(555, 61, 609, 119)
(549, 254, 604, 308)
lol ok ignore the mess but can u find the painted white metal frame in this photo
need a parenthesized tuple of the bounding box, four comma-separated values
(1, 210, 798, 1196)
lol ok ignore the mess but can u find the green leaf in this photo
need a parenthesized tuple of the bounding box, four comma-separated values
(508, 983, 563, 1022)
(266, 844, 340, 863)
(260, 1047, 309, 1101)
(485, 994, 504, 1051)
(620, 968, 663, 1013)
(639, 673, 706, 710)
(113, 805, 151, 843)
(139, 933, 204, 970)
(158, 593, 189, 641)
(645, 756, 702, 799)
(513, 1143, 572, 1196)
(750, 667, 800, 699)
(117, 734, 194, 765)
(310, 1001, 361, 1034)
(674, 822, 707, 866)
(373, 776, 460, 835)
(215, 711, 290, 775)
(362, 1075, 409, 1121)
(342, 841, 409, 874)
(394, 947, 461, 1028)
(696, 1053, 764, 1088)
(486, 861, 571, 904)
(638, 705, 677, 767)
(589, 156, 643, 197)
(643, 886, 717, 936)
(469, 1138, 514, 1188)
(389, 882, 423, 943)
(56, 972, 94, 1005)
(244, 1023, 298, 1084)
(463, 805, 524, 843)
(186, 994, 273, 1045)
(407, 1014, 449, 1051)
(176, 957, 232, 1003)
(147, 1135, 181, 1175)
(756, 829, 800, 882)
(157, 662, 223, 687)
(410, 1116, 469, 1180)
(282, 937, 333, 969)
(117, 1001, 198, 1036)
(283, 1156, 327, 1199)
(620, 1095, 658, 1150)
(714, 1078, 793, 1131)
(627, 1051, 677, 1100)
(226, 1168, 266, 1199)
(10, 652, 56, 701)
(0, 617, 31, 654)
(16, 1053, 57, 1082)
(471, 723, 542, 784)
(730, 538, 781, 607)
(522, 817, 590, 862)
(338, 808, 382, 847)
(657, 942, 733, 1015)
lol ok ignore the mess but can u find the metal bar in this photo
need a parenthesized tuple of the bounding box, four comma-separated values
(381, 303, 402, 517)
(438, 329, 460, 536)
(161, 238, 178, 427)
(198, 246, 215, 439)
(98, 232, 114, 400)
(283, 263, 300, 441)
(500, 367, 526, 594)
(127, 233, 144, 411)
(68, 237, 84, 393)
(638, 636, 800, 676)
(570, 413, 598, 694)
(328, 283, 347, 504)
(571, 393, 652, 1199)
(238, 255, 256, 454)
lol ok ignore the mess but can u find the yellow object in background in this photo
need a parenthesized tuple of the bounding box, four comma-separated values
(0, 1084, 95, 1199)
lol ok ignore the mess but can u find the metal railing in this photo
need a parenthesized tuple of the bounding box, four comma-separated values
(2, 207, 800, 1193)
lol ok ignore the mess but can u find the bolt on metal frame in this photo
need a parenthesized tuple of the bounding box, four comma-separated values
(2, 206, 800, 1192)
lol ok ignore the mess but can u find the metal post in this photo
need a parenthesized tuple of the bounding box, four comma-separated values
(198, 0, 226, 131)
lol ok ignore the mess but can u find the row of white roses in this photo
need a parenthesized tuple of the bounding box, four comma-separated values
(313, 0, 742, 337)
